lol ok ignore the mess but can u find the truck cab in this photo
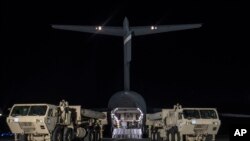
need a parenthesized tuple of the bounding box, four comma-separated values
(6, 104, 58, 140)
(6, 100, 108, 141)
(146, 104, 221, 141)
(176, 108, 221, 141)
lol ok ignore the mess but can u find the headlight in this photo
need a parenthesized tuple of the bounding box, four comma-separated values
(191, 119, 197, 124)
(36, 119, 43, 123)
(14, 118, 19, 122)
(213, 121, 218, 125)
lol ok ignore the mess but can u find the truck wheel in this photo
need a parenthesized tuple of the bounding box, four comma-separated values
(182, 135, 186, 141)
(52, 126, 63, 141)
(205, 135, 212, 141)
(63, 128, 73, 141)
(17, 134, 27, 141)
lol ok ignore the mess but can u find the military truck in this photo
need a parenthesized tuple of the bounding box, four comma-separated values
(146, 104, 221, 141)
(6, 100, 107, 141)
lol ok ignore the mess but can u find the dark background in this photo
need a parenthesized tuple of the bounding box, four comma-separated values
(1, 0, 249, 135)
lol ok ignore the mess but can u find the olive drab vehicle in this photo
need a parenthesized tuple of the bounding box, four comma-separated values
(146, 104, 221, 141)
(6, 100, 107, 141)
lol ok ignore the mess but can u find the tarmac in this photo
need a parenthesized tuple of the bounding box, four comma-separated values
(0, 135, 230, 141)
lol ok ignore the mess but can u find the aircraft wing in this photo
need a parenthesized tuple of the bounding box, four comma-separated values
(220, 113, 250, 118)
(148, 108, 250, 118)
(52, 25, 124, 36)
(0, 108, 2, 116)
(131, 24, 202, 36)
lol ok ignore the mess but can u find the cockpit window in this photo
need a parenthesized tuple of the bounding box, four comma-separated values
(200, 110, 217, 119)
(183, 110, 200, 119)
(11, 105, 47, 116)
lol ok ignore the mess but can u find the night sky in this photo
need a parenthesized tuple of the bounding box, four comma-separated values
(1, 0, 250, 132)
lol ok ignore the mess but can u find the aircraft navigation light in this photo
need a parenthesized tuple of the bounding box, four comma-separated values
(96, 26, 102, 31)
(151, 26, 157, 30)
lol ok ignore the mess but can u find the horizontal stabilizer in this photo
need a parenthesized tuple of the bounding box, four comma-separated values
(131, 24, 202, 36)
(52, 25, 123, 36)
